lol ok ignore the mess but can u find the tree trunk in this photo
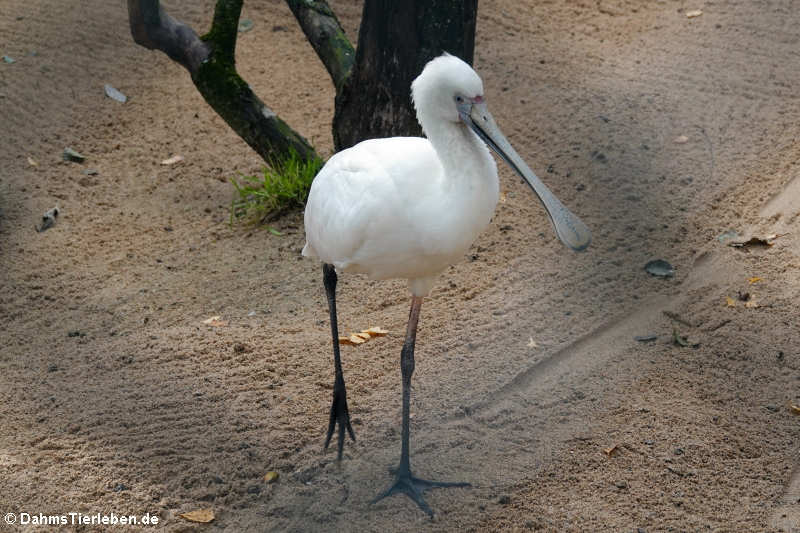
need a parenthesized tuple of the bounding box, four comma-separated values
(332, 0, 478, 151)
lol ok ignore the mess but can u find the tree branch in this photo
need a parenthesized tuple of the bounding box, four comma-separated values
(127, 0, 320, 168)
(285, 0, 355, 90)
(127, 0, 209, 73)
(201, 0, 242, 65)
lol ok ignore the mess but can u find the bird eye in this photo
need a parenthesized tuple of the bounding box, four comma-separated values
(455, 96, 464, 103)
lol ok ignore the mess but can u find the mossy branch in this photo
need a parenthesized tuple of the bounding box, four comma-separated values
(285, 0, 355, 90)
(127, 0, 320, 168)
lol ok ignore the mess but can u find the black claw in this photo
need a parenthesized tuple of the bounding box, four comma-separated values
(372, 471, 470, 517)
(323, 377, 355, 459)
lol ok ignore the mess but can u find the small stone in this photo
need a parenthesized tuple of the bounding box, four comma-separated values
(83, 169, 99, 175)
(497, 494, 511, 505)
(674, 447, 684, 455)
(766, 404, 779, 413)
(615, 480, 628, 489)
(238, 18, 254, 32)
(644, 259, 675, 278)
(47, 364, 58, 372)
(247, 484, 261, 494)
(113, 483, 129, 492)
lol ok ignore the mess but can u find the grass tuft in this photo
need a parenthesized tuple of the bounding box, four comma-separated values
(229, 151, 323, 225)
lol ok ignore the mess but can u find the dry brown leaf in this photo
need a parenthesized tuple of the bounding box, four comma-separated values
(673, 135, 689, 144)
(27, 156, 39, 167)
(603, 444, 619, 456)
(202, 315, 227, 327)
(730, 234, 782, 250)
(747, 276, 762, 284)
(179, 509, 214, 523)
(264, 471, 279, 483)
(339, 327, 389, 345)
(499, 191, 507, 203)
(790, 403, 800, 415)
(725, 296, 736, 307)
(744, 299, 760, 309)
(686, 9, 703, 18)
(337, 334, 366, 346)
(161, 154, 185, 165)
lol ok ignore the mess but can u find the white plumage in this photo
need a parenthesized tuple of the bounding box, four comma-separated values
(303, 55, 499, 296)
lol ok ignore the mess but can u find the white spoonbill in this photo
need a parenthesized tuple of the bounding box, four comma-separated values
(302, 53, 590, 516)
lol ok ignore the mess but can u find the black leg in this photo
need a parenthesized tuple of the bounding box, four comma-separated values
(322, 263, 355, 460)
(372, 295, 470, 517)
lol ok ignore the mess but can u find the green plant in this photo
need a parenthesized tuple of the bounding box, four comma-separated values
(229, 151, 323, 225)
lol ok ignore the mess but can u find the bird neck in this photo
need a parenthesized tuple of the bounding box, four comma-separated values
(423, 120, 496, 190)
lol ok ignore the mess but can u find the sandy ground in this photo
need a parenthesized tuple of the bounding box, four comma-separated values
(1, 0, 799, 531)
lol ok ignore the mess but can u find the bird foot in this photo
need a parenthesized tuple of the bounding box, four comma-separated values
(323, 376, 355, 460)
(371, 468, 470, 517)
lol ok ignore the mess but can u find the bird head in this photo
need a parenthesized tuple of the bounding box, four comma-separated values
(411, 53, 485, 127)
(411, 53, 592, 252)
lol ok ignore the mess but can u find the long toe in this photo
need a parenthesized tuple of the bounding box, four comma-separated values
(372, 472, 471, 517)
(323, 383, 355, 459)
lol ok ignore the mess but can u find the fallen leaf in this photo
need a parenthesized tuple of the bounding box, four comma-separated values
(729, 234, 782, 250)
(725, 296, 736, 307)
(673, 135, 689, 144)
(499, 191, 507, 203)
(63, 147, 86, 163)
(268, 227, 283, 236)
(747, 276, 762, 284)
(179, 509, 214, 523)
(686, 9, 703, 18)
(27, 156, 38, 167)
(634, 334, 657, 342)
(264, 471, 279, 483)
(603, 444, 619, 456)
(202, 315, 227, 327)
(672, 326, 700, 348)
(104, 84, 127, 103)
(339, 334, 365, 346)
(744, 299, 760, 309)
(161, 154, 184, 165)
(339, 327, 389, 345)
(790, 403, 800, 415)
